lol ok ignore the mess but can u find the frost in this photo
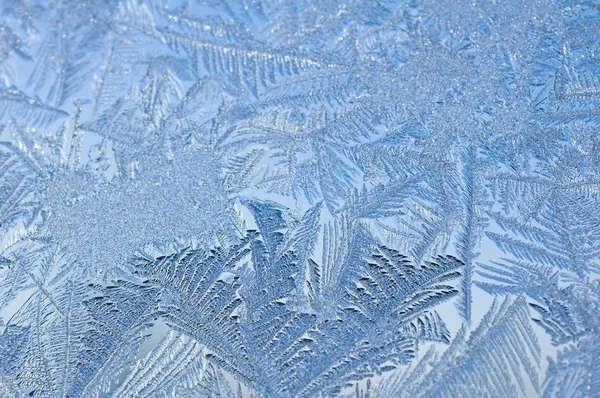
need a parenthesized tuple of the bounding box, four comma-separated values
(43, 148, 232, 274)
(0, 0, 599, 397)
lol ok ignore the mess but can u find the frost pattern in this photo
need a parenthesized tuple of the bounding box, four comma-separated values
(0, 0, 599, 397)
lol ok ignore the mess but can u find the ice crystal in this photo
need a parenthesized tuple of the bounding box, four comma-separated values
(43, 148, 232, 274)
(0, 0, 599, 397)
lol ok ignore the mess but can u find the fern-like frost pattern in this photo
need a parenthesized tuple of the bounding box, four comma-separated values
(0, 0, 598, 397)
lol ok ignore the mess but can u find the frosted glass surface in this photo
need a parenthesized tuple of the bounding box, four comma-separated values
(0, 0, 598, 397)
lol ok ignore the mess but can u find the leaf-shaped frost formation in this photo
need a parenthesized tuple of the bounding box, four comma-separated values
(0, 0, 598, 396)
